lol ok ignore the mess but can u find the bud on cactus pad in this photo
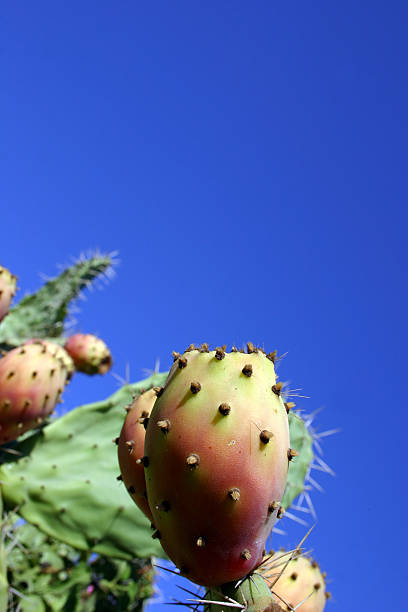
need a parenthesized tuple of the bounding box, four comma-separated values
(0, 343, 68, 444)
(206, 572, 284, 611)
(117, 388, 157, 522)
(0, 265, 17, 323)
(144, 344, 291, 586)
(24, 339, 75, 380)
(261, 551, 328, 612)
(64, 333, 112, 375)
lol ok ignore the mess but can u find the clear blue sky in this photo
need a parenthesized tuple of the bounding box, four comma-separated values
(1, 2, 407, 609)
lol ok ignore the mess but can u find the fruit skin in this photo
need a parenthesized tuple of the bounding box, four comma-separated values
(144, 346, 291, 586)
(65, 333, 112, 375)
(0, 266, 17, 323)
(117, 389, 157, 522)
(261, 551, 327, 612)
(24, 339, 75, 380)
(0, 343, 68, 444)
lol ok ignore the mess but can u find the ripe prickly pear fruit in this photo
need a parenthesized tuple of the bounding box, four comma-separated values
(24, 339, 75, 380)
(261, 551, 329, 612)
(117, 388, 158, 522)
(64, 333, 112, 375)
(144, 344, 291, 586)
(206, 573, 284, 611)
(0, 265, 17, 323)
(0, 343, 69, 444)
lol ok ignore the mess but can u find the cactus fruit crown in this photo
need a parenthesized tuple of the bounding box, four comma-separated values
(141, 342, 296, 586)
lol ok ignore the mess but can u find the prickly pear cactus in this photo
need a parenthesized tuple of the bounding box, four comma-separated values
(281, 412, 313, 511)
(0, 265, 17, 323)
(5, 514, 154, 611)
(0, 253, 114, 350)
(117, 388, 158, 522)
(144, 344, 292, 586)
(24, 338, 75, 380)
(0, 343, 69, 444)
(0, 374, 167, 560)
(65, 333, 112, 375)
(260, 550, 329, 612)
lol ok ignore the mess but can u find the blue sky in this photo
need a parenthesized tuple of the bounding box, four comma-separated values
(1, 2, 407, 609)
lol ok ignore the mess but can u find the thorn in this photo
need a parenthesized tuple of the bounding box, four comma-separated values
(288, 448, 299, 461)
(242, 364, 253, 377)
(172, 351, 181, 361)
(185, 344, 196, 352)
(152, 530, 161, 540)
(136, 456, 150, 467)
(314, 583, 321, 591)
(190, 381, 201, 394)
(138, 416, 150, 430)
(325, 592, 332, 600)
(215, 347, 225, 360)
(285, 402, 295, 413)
(241, 549, 251, 560)
(231, 345, 238, 352)
(200, 343, 210, 352)
(178, 357, 187, 369)
(266, 351, 277, 363)
(128, 485, 136, 494)
(126, 440, 134, 453)
(112, 437, 119, 445)
(277, 506, 285, 519)
(268, 501, 279, 513)
(260, 430, 273, 444)
(247, 342, 256, 353)
(196, 536, 206, 547)
(6, 371, 14, 379)
(218, 403, 231, 415)
(156, 500, 171, 512)
(290, 572, 298, 581)
(35, 417, 43, 424)
(157, 419, 171, 433)
(272, 382, 283, 396)
(186, 453, 200, 469)
(17, 422, 23, 429)
(228, 487, 241, 501)
(116, 475, 123, 481)
(153, 386, 164, 397)
(31, 371, 38, 379)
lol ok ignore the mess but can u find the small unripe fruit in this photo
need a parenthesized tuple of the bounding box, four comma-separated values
(65, 333, 112, 375)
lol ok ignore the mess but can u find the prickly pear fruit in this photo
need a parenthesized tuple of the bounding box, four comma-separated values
(206, 573, 284, 611)
(24, 339, 75, 380)
(117, 388, 157, 522)
(144, 344, 291, 586)
(0, 266, 17, 323)
(261, 551, 328, 612)
(64, 333, 112, 375)
(0, 343, 68, 444)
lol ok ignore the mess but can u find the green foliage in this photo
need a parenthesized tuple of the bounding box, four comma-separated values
(281, 412, 314, 510)
(5, 515, 154, 611)
(0, 374, 167, 561)
(0, 254, 114, 350)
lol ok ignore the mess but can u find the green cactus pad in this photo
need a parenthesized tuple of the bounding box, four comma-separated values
(281, 412, 314, 510)
(206, 573, 283, 611)
(0, 374, 167, 561)
(5, 514, 154, 611)
(0, 253, 114, 350)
